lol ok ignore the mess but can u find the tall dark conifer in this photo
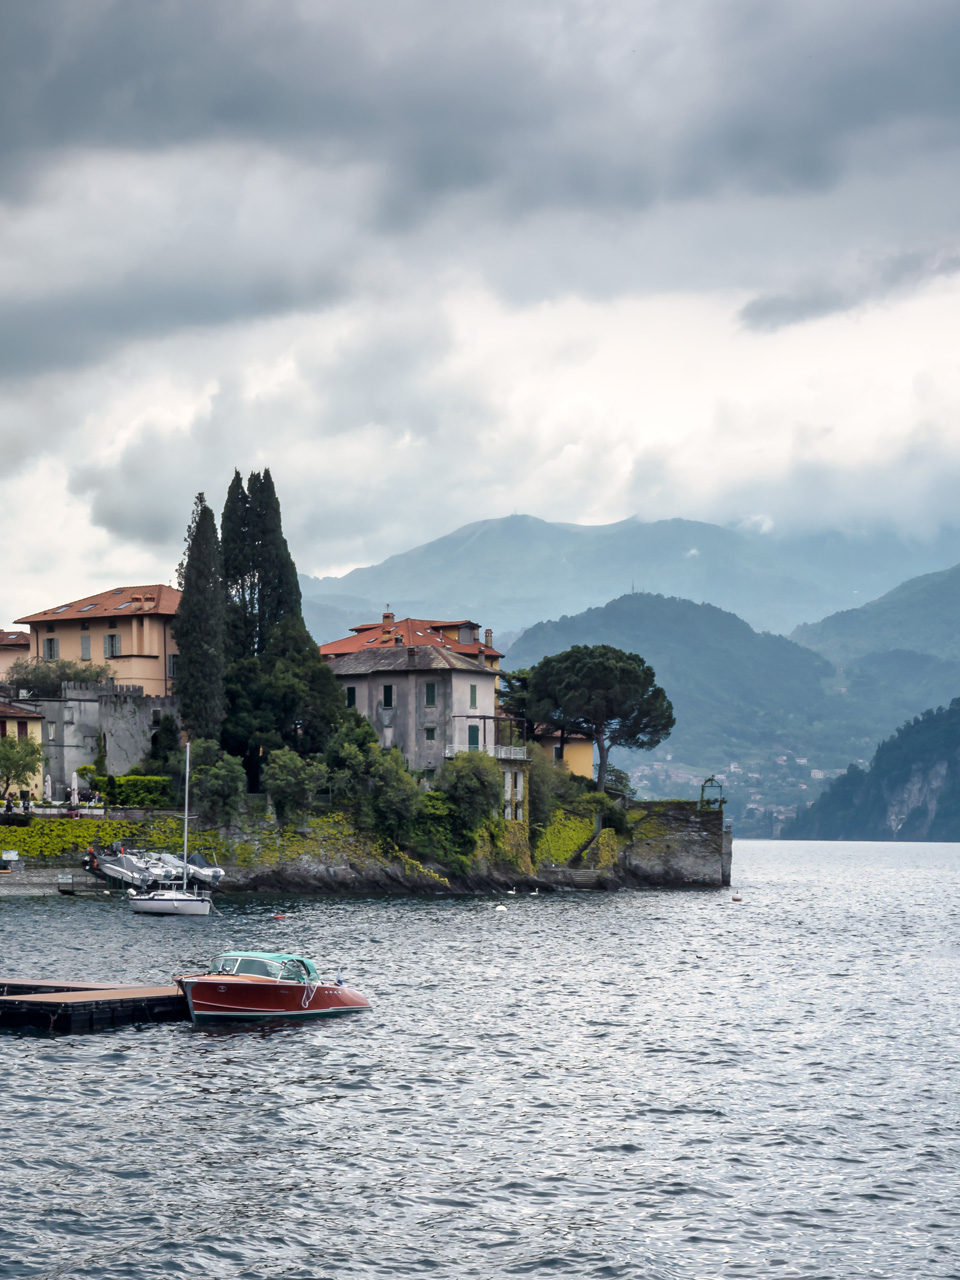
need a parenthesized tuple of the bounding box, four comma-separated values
(171, 494, 226, 740)
(221, 470, 255, 662)
(247, 467, 303, 652)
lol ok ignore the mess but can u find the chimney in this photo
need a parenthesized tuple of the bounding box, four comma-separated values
(382, 610, 394, 633)
(484, 628, 493, 647)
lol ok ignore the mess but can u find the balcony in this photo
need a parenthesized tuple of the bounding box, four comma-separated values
(443, 744, 529, 760)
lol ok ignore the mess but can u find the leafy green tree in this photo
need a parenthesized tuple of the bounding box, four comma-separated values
(527, 644, 674, 791)
(369, 748, 423, 846)
(262, 746, 328, 827)
(437, 751, 503, 847)
(496, 668, 537, 740)
(0, 735, 44, 798)
(6, 657, 113, 698)
(603, 765, 637, 798)
(171, 494, 226, 741)
(190, 741, 246, 825)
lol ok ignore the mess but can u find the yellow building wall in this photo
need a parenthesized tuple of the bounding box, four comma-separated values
(560, 739, 594, 779)
(0, 716, 44, 799)
(28, 614, 178, 697)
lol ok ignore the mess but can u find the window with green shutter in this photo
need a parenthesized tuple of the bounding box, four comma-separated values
(468, 724, 480, 750)
(346, 686, 356, 708)
(425, 682, 436, 707)
(469, 684, 477, 708)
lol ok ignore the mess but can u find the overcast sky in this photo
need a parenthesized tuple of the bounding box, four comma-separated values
(4, 0, 960, 620)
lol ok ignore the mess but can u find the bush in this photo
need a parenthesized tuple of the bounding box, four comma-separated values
(191, 750, 247, 825)
(410, 791, 467, 871)
(6, 657, 113, 698)
(262, 746, 327, 827)
(436, 752, 503, 851)
(93, 775, 173, 807)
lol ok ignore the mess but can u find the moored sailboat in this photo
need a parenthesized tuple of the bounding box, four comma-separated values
(129, 743, 211, 917)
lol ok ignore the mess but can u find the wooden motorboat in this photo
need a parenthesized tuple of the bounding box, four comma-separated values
(177, 952, 371, 1024)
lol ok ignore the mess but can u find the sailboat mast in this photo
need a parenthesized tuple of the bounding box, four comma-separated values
(182, 741, 190, 892)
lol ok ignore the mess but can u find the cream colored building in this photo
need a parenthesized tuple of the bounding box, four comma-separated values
(0, 700, 43, 799)
(16, 585, 181, 698)
(0, 630, 30, 681)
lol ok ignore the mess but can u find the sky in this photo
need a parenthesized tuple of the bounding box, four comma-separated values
(4, 0, 960, 621)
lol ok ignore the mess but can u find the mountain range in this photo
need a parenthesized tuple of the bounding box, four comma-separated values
(299, 514, 960, 642)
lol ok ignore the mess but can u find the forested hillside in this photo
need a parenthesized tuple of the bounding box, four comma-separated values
(791, 563, 960, 663)
(505, 592, 834, 764)
(787, 700, 960, 840)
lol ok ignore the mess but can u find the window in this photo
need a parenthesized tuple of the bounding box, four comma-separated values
(346, 686, 356, 708)
(80, 634, 91, 661)
(425, 682, 436, 707)
(47, 723, 56, 741)
(167, 654, 179, 678)
(469, 684, 477, 709)
(468, 724, 480, 751)
(553, 745, 563, 760)
(515, 803, 523, 822)
(104, 634, 121, 658)
(17, 721, 27, 739)
(425, 727, 436, 742)
(43, 637, 59, 660)
(108, 618, 117, 629)
(80, 620, 90, 631)
(0, 722, 5, 738)
(45, 623, 56, 633)
(383, 684, 394, 709)
(424, 769, 435, 782)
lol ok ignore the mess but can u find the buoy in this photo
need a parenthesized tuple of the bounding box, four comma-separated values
(273, 914, 286, 920)
(732, 895, 742, 902)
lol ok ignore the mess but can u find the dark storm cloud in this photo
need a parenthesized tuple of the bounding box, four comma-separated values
(5, 0, 960, 214)
(739, 248, 960, 330)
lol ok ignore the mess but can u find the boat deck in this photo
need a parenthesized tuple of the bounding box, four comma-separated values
(0, 981, 189, 1034)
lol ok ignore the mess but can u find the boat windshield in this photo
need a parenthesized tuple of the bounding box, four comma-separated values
(212, 955, 313, 981)
(213, 955, 284, 979)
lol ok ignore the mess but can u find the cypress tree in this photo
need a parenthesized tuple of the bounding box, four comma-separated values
(247, 468, 303, 652)
(171, 494, 226, 741)
(221, 469, 255, 662)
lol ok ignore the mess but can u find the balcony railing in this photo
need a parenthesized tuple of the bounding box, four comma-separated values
(443, 744, 529, 760)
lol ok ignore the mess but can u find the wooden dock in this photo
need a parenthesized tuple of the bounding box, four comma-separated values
(0, 978, 189, 1033)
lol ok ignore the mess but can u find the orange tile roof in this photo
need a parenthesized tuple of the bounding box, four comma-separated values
(319, 616, 502, 661)
(15, 585, 181, 625)
(0, 632, 29, 647)
(0, 702, 41, 719)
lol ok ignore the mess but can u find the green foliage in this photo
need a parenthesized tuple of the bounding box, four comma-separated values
(437, 751, 503, 849)
(497, 668, 536, 739)
(190, 746, 247, 825)
(76, 764, 96, 783)
(369, 748, 423, 847)
(526, 643, 674, 790)
(93, 730, 107, 776)
(6, 657, 113, 698)
(0, 735, 43, 796)
(172, 493, 226, 740)
(262, 747, 327, 827)
(135, 713, 181, 775)
(603, 765, 637, 798)
(526, 744, 590, 843)
(535, 811, 595, 865)
(410, 791, 465, 869)
(92, 775, 172, 806)
(787, 697, 960, 841)
(217, 471, 344, 787)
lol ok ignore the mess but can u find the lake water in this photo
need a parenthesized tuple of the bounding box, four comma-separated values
(1, 840, 958, 1279)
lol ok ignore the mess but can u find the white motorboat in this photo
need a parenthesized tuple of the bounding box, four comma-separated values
(158, 851, 224, 888)
(129, 744, 212, 918)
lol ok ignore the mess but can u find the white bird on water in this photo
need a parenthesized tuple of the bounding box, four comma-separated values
(529, 888, 539, 897)
(506, 888, 516, 896)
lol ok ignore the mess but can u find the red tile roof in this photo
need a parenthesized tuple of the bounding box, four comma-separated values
(319, 616, 502, 661)
(15, 585, 181, 625)
(0, 702, 41, 719)
(0, 631, 29, 647)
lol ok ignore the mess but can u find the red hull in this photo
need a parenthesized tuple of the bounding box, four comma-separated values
(179, 973, 370, 1023)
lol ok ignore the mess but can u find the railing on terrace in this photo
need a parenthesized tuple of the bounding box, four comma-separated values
(443, 744, 529, 760)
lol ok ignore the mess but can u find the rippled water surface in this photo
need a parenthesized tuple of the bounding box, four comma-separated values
(2, 840, 959, 1279)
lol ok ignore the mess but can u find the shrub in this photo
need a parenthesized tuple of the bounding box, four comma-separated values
(262, 747, 327, 827)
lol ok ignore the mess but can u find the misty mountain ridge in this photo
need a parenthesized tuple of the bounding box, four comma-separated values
(791, 562, 960, 663)
(299, 513, 960, 643)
